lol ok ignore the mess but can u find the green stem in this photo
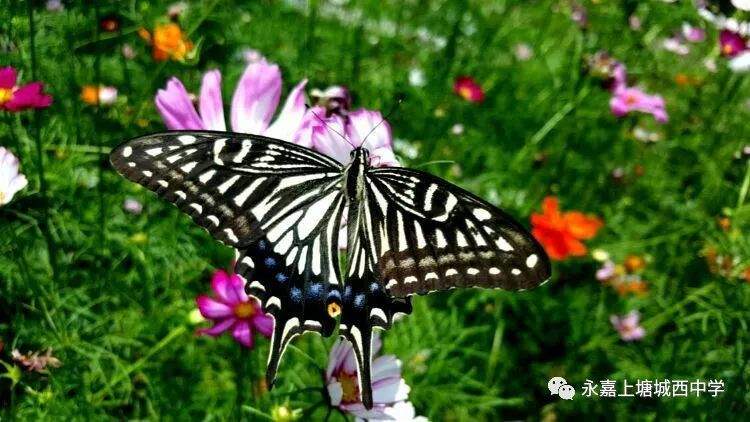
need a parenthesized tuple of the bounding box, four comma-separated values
(27, 0, 57, 276)
(737, 160, 750, 210)
(93, 0, 106, 249)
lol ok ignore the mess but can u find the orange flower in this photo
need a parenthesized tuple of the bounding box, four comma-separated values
(531, 196, 603, 260)
(614, 278, 649, 297)
(140, 23, 193, 61)
(624, 255, 646, 273)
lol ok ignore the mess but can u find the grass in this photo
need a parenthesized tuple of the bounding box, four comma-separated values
(1, 0, 750, 420)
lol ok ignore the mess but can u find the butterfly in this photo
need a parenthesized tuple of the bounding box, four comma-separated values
(110, 130, 551, 408)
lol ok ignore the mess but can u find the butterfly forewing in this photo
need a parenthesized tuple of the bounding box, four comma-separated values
(365, 167, 551, 297)
(110, 131, 347, 386)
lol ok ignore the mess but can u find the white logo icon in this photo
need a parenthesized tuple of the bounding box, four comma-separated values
(548, 377, 576, 400)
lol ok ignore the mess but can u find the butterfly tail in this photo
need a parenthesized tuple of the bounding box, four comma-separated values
(341, 324, 374, 409)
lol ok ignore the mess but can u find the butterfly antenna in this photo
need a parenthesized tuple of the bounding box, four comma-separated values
(362, 95, 404, 144)
(308, 106, 356, 148)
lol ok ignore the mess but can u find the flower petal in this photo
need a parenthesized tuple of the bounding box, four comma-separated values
(347, 109, 393, 150)
(211, 270, 241, 305)
(155, 78, 205, 130)
(252, 312, 274, 338)
(198, 317, 236, 336)
(264, 79, 308, 142)
(372, 378, 410, 403)
(327, 381, 344, 406)
(196, 295, 233, 319)
(309, 111, 351, 164)
(5, 82, 53, 111)
(563, 212, 603, 239)
(232, 320, 254, 348)
(230, 59, 282, 134)
(199, 70, 226, 131)
(0, 67, 17, 89)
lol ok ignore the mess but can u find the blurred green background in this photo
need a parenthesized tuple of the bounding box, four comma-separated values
(1, 0, 750, 420)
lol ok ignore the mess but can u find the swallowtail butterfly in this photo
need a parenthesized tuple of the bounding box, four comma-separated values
(110, 130, 551, 408)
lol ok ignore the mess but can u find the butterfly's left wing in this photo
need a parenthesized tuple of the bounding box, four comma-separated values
(110, 131, 347, 388)
(338, 165, 551, 408)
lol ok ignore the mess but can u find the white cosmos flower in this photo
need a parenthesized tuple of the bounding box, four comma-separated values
(0, 147, 28, 206)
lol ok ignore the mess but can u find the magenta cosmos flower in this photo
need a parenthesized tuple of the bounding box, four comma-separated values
(155, 58, 307, 143)
(325, 333, 425, 421)
(720, 30, 748, 57)
(452, 76, 484, 103)
(0, 147, 28, 206)
(196, 270, 274, 348)
(610, 311, 646, 342)
(0, 67, 52, 112)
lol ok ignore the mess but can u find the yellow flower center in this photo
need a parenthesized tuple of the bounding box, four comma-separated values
(234, 302, 255, 319)
(723, 44, 735, 55)
(458, 86, 473, 100)
(625, 93, 638, 105)
(338, 372, 360, 404)
(0, 88, 14, 105)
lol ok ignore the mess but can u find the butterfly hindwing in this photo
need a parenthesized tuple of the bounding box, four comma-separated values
(110, 131, 347, 387)
(365, 167, 551, 297)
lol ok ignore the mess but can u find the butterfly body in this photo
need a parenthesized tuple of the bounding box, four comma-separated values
(110, 130, 551, 409)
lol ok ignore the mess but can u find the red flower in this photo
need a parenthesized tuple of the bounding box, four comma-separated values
(0, 67, 52, 112)
(530, 196, 603, 260)
(453, 76, 484, 102)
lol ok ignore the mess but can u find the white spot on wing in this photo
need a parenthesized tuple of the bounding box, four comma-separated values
(489, 267, 501, 275)
(199, 169, 216, 184)
(435, 228, 447, 248)
(456, 231, 468, 247)
(511, 268, 522, 275)
(122, 146, 132, 157)
(467, 268, 479, 275)
(180, 162, 197, 173)
(207, 215, 219, 226)
(526, 254, 538, 268)
(425, 272, 438, 280)
(213, 139, 226, 165)
(386, 279, 398, 289)
(274, 231, 294, 254)
(190, 203, 203, 214)
(404, 276, 418, 284)
(145, 147, 162, 156)
(473, 208, 492, 221)
(445, 268, 458, 276)
(217, 175, 241, 194)
(234, 177, 265, 207)
(233, 139, 252, 163)
(178, 135, 196, 144)
(496, 237, 513, 251)
(224, 228, 239, 243)
(249, 280, 265, 291)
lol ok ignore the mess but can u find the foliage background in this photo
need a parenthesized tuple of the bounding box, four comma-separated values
(1, 0, 750, 420)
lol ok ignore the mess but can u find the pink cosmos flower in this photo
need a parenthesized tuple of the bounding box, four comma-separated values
(155, 59, 308, 143)
(610, 86, 668, 123)
(11, 348, 61, 372)
(196, 269, 274, 348)
(298, 106, 400, 167)
(596, 260, 616, 282)
(0, 147, 28, 206)
(720, 30, 748, 57)
(682, 23, 706, 42)
(0, 66, 52, 112)
(610, 311, 646, 342)
(325, 333, 425, 421)
(453, 76, 484, 103)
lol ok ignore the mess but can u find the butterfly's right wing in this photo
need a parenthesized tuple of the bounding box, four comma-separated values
(110, 131, 347, 387)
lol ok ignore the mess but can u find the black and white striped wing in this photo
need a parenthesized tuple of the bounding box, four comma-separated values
(110, 130, 347, 387)
(365, 167, 551, 297)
